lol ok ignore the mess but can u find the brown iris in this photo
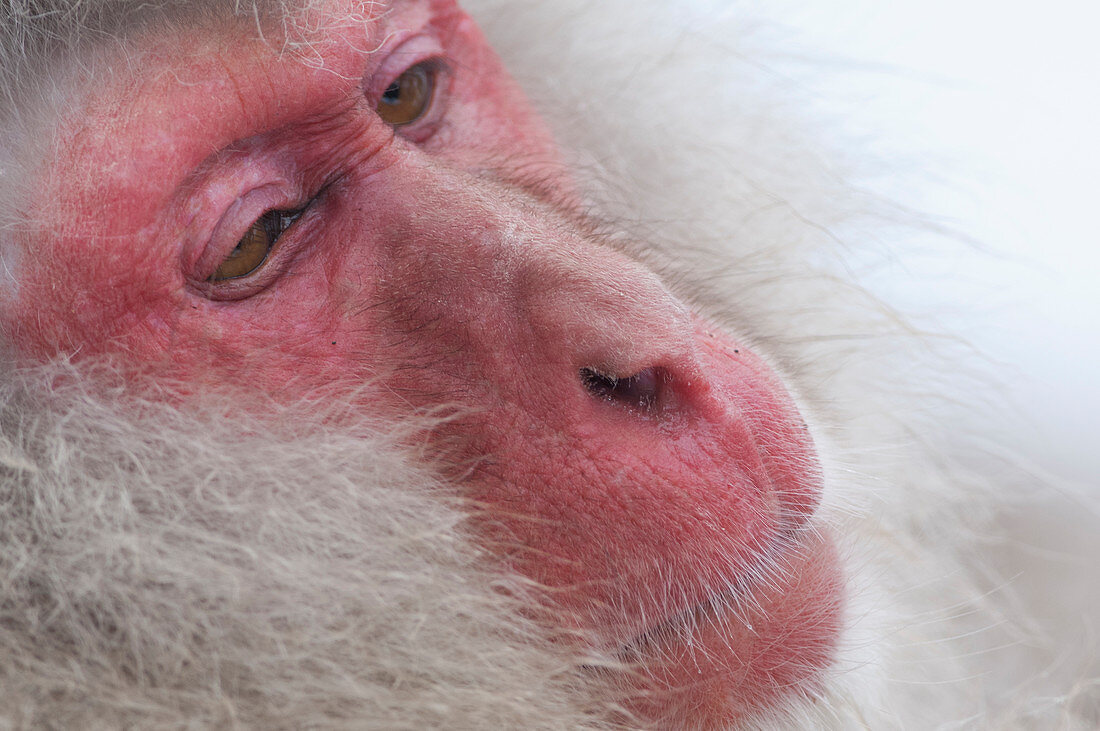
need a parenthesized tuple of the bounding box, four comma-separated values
(377, 62, 435, 126)
(208, 209, 300, 282)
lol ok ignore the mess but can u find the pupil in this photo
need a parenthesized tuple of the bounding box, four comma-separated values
(382, 81, 401, 103)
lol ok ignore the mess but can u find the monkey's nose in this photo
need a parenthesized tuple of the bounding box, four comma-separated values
(580, 366, 669, 412)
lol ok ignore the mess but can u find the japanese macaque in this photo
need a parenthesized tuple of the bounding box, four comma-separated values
(0, 0, 1095, 728)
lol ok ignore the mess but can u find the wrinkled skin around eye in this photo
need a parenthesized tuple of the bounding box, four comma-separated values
(0, 0, 843, 726)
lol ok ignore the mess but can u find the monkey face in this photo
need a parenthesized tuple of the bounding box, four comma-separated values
(2, 0, 842, 724)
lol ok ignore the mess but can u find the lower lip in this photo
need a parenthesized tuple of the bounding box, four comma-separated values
(615, 528, 844, 727)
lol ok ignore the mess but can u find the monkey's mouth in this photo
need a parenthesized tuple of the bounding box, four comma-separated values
(619, 526, 835, 653)
(609, 526, 844, 722)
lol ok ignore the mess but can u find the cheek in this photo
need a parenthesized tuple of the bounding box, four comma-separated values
(161, 265, 389, 389)
(4, 226, 183, 360)
(4, 230, 365, 389)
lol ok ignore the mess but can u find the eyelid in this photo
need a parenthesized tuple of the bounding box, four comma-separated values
(369, 35, 450, 139)
(207, 207, 305, 283)
(193, 184, 288, 276)
(369, 32, 446, 101)
(188, 184, 315, 301)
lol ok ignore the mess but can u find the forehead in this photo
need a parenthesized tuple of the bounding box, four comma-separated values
(35, 0, 461, 228)
(64, 0, 393, 153)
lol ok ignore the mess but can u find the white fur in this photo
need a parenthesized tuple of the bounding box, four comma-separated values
(0, 0, 1096, 728)
(461, 2, 1098, 726)
(0, 362, 613, 728)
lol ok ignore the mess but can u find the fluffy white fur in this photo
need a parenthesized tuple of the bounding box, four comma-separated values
(0, 0, 1096, 728)
(468, 1, 1100, 726)
(0, 362, 615, 728)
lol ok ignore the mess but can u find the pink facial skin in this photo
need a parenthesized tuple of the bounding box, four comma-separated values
(2, 0, 843, 725)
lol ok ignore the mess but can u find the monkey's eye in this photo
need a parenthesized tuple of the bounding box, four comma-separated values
(208, 209, 302, 282)
(377, 62, 436, 127)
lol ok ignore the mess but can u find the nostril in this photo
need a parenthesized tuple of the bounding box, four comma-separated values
(580, 366, 667, 412)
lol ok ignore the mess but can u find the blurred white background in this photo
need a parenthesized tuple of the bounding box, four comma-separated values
(746, 1, 1100, 486)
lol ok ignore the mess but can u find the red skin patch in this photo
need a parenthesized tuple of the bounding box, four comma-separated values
(3, 0, 843, 724)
